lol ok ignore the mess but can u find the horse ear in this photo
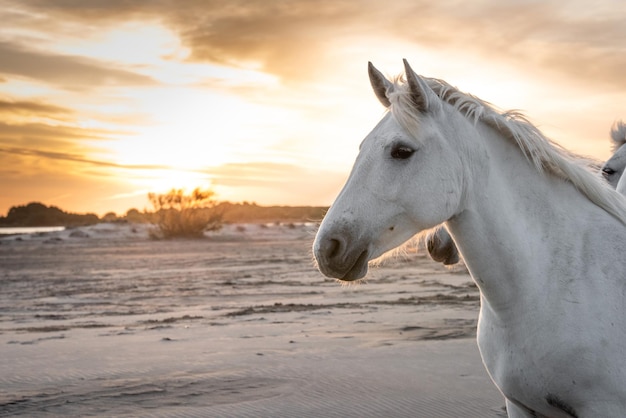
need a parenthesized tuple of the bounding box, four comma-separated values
(368, 62, 392, 108)
(403, 59, 440, 113)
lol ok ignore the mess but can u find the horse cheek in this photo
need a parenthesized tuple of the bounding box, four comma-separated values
(407, 169, 460, 229)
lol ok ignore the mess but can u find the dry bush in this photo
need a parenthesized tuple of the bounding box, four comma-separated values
(148, 188, 223, 238)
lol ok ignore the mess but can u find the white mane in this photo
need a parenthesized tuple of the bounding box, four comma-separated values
(388, 75, 626, 225)
(610, 120, 626, 152)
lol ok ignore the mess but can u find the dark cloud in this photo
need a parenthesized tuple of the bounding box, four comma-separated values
(9, 0, 159, 21)
(0, 41, 157, 90)
(390, 2, 626, 90)
(169, 1, 370, 81)
(0, 98, 73, 120)
(0, 121, 116, 147)
(0, 146, 168, 171)
(0, 120, 135, 177)
(2, 0, 363, 82)
(6, 0, 626, 88)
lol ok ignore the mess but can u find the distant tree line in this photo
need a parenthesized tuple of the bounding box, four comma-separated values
(0, 198, 328, 230)
(218, 201, 327, 224)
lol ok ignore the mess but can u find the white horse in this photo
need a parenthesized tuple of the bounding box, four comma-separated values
(601, 120, 626, 188)
(431, 121, 626, 267)
(313, 59, 626, 417)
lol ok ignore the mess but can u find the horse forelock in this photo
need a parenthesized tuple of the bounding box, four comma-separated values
(386, 74, 626, 226)
(610, 120, 626, 151)
(385, 76, 424, 142)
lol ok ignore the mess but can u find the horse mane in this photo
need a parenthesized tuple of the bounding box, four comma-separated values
(610, 120, 626, 152)
(388, 75, 626, 225)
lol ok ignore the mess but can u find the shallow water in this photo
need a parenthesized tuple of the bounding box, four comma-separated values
(0, 226, 65, 235)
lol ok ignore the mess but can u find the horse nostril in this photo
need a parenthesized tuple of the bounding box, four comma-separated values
(328, 238, 341, 259)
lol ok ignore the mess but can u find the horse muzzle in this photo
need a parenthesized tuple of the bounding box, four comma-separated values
(313, 230, 370, 281)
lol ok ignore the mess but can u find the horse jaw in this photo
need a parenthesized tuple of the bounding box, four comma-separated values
(314, 206, 422, 281)
(617, 173, 626, 195)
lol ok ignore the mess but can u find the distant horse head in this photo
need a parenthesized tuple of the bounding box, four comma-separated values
(602, 120, 626, 188)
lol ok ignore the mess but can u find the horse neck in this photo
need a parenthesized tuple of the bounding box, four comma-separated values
(444, 122, 604, 310)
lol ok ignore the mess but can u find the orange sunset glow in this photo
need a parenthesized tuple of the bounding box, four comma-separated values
(2, 1, 626, 216)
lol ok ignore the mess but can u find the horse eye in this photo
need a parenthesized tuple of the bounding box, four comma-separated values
(390, 145, 415, 160)
(602, 167, 615, 178)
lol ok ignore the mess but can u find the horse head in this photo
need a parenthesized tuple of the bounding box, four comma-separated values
(602, 120, 626, 188)
(313, 60, 468, 281)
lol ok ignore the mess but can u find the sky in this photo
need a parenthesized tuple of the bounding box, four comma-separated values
(2, 0, 626, 216)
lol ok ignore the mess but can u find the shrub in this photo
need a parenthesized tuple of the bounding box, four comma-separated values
(124, 208, 149, 223)
(148, 188, 223, 238)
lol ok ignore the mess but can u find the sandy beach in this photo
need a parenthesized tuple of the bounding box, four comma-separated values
(0, 223, 505, 417)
